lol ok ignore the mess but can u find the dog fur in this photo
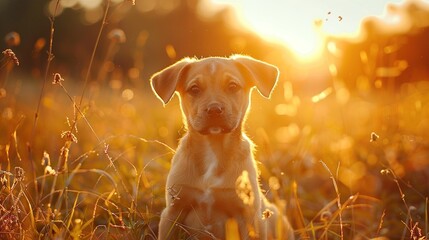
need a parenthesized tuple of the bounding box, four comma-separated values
(150, 55, 294, 239)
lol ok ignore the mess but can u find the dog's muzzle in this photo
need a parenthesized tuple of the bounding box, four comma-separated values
(206, 103, 224, 117)
(199, 103, 232, 135)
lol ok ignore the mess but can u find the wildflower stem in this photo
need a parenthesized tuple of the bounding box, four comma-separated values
(78, 0, 111, 108)
(31, 0, 61, 204)
(59, 82, 101, 143)
(425, 197, 428, 239)
(320, 160, 344, 240)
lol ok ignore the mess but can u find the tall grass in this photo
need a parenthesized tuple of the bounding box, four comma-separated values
(1, 0, 428, 239)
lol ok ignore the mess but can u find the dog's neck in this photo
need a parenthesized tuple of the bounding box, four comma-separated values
(187, 126, 245, 150)
(182, 127, 253, 177)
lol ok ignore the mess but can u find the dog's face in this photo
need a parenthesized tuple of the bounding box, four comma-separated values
(150, 55, 279, 135)
(178, 58, 253, 135)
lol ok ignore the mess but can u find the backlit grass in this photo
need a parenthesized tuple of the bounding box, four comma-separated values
(1, 0, 428, 239)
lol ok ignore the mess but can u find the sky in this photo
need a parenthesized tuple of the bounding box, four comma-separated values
(56, 0, 429, 60)
(207, 0, 413, 59)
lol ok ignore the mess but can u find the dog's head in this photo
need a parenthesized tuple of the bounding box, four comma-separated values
(150, 55, 279, 135)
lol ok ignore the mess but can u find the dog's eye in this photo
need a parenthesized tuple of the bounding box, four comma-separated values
(228, 82, 240, 92)
(188, 85, 201, 95)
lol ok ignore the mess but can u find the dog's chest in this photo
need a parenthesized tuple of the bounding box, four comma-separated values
(201, 145, 223, 188)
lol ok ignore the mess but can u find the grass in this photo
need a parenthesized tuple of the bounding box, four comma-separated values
(1, 0, 429, 239)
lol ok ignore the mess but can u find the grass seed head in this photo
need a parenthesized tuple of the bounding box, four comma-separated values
(0, 173, 7, 188)
(41, 151, 51, 166)
(52, 73, 64, 85)
(262, 209, 274, 219)
(61, 130, 78, 143)
(2, 49, 19, 66)
(44, 165, 56, 175)
(14, 167, 25, 182)
(370, 132, 379, 142)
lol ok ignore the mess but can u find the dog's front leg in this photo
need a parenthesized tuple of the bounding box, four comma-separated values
(158, 207, 183, 240)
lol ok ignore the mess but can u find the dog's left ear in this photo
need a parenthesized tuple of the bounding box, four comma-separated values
(150, 58, 194, 105)
(231, 55, 279, 98)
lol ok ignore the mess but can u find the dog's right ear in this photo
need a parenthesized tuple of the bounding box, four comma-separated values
(150, 58, 194, 105)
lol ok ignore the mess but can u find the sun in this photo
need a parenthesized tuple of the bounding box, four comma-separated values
(208, 0, 331, 60)
(243, 18, 325, 61)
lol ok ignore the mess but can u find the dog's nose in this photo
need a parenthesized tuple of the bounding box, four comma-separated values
(206, 103, 224, 116)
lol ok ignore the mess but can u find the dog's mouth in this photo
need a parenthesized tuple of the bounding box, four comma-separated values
(198, 119, 234, 135)
(191, 114, 237, 135)
(207, 127, 225, 135)
(200, 126, 231, 135)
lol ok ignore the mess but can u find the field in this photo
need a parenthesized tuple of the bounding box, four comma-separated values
(1, 0, 429, 239)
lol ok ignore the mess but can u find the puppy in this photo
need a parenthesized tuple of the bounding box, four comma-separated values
(150, 55, 294, 239)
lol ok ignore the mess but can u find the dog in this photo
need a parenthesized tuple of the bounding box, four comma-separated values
(150, 55, 294, 239)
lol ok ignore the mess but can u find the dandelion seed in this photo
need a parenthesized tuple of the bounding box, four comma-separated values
(370, 132, 379, 142)
(338, 16, 343, 21)
(2, 49, 20, 66)
(262, 209, 273, 219)
(52, 73, 64, 85)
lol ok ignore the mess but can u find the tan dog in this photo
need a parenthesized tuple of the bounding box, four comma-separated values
(151, 55, 294, 239)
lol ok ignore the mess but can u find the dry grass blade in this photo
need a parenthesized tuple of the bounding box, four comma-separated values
(65, 192, 80, 230)
(1, 1, 429, 239)
(320, 160, 344, 240)
(77, 0, 111, 108)
(11, 116, 25, 162)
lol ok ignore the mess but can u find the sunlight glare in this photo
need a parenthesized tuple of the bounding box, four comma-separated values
(210, 0, 404, 60)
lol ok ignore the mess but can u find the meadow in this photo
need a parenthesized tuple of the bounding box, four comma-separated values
(1, 0, 428, 239)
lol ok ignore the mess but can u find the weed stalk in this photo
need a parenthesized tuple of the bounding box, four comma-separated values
(31, 0, 61, 204)
(320, 160, 344, 240)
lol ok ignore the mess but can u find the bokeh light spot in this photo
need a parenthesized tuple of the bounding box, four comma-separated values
(158, 127, 169, 138)
(136, 0, 157, 12)
(165, 44, 177, 60)
(60, 0, 78, 8)
(275, 124, 300, 143)
(128, 68, 140, 80)
(82, 7, 103, 24)
(122, 89, 134, 101)
(78, 0, 102, 9)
